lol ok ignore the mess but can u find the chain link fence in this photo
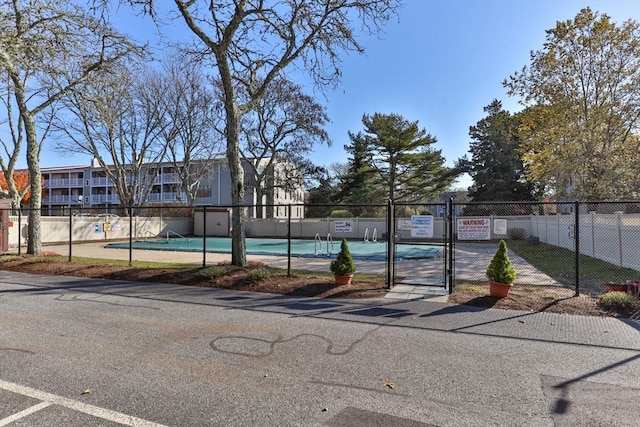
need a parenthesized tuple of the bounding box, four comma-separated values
(454, 201, 640, 297)
(4, 200, 640, 299)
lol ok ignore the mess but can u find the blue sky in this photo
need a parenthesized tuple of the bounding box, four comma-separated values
(42, 0, 639, 189)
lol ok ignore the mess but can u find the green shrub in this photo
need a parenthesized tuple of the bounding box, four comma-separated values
(197, 266, 227, 279)
(245, 268, 273, 283)
(486, 240, 516, 284)
(329, 209, 354, 218)
(508, 228, 526, 240)
(599, 291, 636, 309)
(330, 238, 356, 276)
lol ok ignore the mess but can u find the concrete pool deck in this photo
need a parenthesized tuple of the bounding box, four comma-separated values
(33, 241, 560, 301)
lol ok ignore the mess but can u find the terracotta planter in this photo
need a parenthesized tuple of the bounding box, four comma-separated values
(489, 280, 512, 298)
(334, 274, 354, 286)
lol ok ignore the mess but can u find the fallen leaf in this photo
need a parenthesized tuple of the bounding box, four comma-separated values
(383, 380, 395, 389)
(82, 389, 93, 395)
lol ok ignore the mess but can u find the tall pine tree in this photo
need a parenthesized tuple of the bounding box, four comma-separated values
(464, 100, 539, 201)
(359, 113, 453, 203)
(337, 133, 384, 215)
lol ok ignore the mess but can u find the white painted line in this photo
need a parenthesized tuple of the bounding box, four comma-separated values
(0, 401, 52, 426)
(0, 379, 167, 427)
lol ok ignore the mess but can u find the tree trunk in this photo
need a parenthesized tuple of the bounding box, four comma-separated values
(226, 103, 246, 266)
(229, 155, 246, 266)
(24, 114, 42, 255)
(255, 186, 264, 219)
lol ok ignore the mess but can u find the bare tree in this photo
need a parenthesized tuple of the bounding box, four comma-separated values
(239, 77, 330, 218)
(53, 61, 169, 213)
(0, 0, 144, 254)
(123, 0, 400, 265)
(158, 52, 223, 205)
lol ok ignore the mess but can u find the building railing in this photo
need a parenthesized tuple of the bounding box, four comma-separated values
(44, 178, 85, 187)
(91, 194, 120, 204)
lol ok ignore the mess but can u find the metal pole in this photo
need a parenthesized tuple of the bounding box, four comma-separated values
(202, 206, 207, 268)
(68, 210, 73, 262)
(287, 204, 292, 277)
(129, 206, 133, 266)
(574, 200, 580, 296)
(17, 210, 21, 256)
(386, 199, 394, 289)
(447, 197, 454, 294)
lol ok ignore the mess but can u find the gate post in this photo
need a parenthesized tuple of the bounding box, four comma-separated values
(447, 197, 454, 294)
(574, 200, 580, 296)
(386, 199, 395, 289)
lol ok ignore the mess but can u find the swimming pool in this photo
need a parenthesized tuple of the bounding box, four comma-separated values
(105, 237, 441, 261)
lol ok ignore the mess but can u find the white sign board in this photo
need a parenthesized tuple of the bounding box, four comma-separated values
(493, 219, 507, 235)
(411, 215, 434, 238)
(334, 220, 352, 233)
(457, 218, 491, 240)
(397, 219, 412, 231)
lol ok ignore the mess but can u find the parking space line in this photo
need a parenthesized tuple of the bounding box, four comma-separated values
(0, 402, 52, 426)
(0, 380, 167, 426)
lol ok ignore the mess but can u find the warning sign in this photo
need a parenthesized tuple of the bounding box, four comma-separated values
(334, 220, 352, 233)
(457, 218, 490, 240)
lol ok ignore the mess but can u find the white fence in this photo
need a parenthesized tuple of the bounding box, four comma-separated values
(8, 216, 193, 249)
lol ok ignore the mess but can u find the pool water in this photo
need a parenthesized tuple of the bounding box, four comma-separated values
(105, 237, 441, 261)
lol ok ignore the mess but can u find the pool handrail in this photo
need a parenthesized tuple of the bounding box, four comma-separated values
(363, 228, 369, 243)
(143, 231, 158, 241)
(327, 233, 334, 256)
(372, 228, 378, 243)
(167, 230, 190, 241)
(314, 233, 323, 255)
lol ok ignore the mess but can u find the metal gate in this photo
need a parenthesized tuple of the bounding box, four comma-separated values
(388, 201, 452, 293)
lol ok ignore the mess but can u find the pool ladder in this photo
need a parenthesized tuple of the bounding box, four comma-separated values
(314, 233, 335, 256)
(363, 228, 378, 243)
(166, 230, 191, 242)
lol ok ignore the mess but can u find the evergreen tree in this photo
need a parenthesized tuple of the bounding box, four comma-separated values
(305, 167, 339, 218)
(337, 133, 384, 215)
(354, 113, 454, 203)
(464, 100, 539, 201)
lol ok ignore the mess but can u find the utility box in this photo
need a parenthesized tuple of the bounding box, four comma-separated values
(193, 208, 231, 237)
(0, 199, 12, 252)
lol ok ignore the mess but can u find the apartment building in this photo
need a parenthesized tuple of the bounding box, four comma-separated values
(41, 158, 305, 218)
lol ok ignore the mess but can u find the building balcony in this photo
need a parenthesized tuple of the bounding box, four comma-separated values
(162, 172, 180, 183)
(43, 194, 77, 204)
(91, 177, 114, 186)
(44, 178, 85, 188)
(148, 192, 186, 203)
(162, 192, 187, 202)
(91, 194, 120, 204)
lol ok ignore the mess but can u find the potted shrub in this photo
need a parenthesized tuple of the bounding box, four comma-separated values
(486, 239, 516, 298)
(330, 238, 356, 285)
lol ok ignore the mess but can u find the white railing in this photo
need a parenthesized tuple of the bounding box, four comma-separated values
(45, 178, 84, 187)
(314, 233, 323, 255)
(327, 233, 334, 256)
(91, 194, 120, 204)
(91, 177, 113, 186)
